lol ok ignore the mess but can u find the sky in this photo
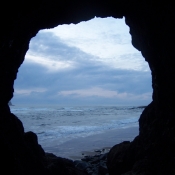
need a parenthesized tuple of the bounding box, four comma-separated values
(12, 17, 152, 106)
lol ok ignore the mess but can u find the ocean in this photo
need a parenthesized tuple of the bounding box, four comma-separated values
(10, 105, 144, 158)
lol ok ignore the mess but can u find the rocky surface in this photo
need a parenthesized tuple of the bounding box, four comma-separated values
(1, 0, 175, 174)
(74, 149, 109, 175)
(107, 103, 175, 174)
(107, 141, 131, 174)
(0, 112, 87, 175)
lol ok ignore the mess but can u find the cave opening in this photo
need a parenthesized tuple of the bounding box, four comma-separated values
(2, 1, 175, 174)
(10, 17, 152, 159)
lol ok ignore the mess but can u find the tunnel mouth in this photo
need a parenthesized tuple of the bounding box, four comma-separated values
(10, 17, 152, 159)
(2, 1, 175, 174)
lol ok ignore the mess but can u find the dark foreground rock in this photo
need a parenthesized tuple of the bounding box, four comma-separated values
(74, 149, 109, 175)
(45, 153, 87, 175)
(107, 141, 131, 174)
(0, 112, 86, 175)
(107, 102, 175, 175)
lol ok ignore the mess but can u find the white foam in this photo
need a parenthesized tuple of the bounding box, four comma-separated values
(11, 105, 143, 145)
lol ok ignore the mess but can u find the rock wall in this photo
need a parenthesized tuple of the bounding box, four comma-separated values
(1, 0, 175, 174)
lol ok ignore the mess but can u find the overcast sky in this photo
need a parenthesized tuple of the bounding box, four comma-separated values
(12, 17, 152, 106)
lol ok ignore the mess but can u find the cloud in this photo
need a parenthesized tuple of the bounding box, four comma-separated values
(58, 87, 119, 98)
(26, 32, 101, 72)
(41, 17, 148, 71)
(26, 54, 76, 72)
(12, 17, 152, 105)
(58, 87, 151, 101)
(26, 29, 149, 71)
(13, 60, 152, 105)
(15, 88, 47, 95)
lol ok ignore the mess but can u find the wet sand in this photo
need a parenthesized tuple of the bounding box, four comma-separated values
(43, 126, 139, 160)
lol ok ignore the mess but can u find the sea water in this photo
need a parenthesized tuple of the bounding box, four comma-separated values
(10, 105, 144, 147)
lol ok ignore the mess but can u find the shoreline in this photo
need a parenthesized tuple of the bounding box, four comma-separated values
(43, 126, 139, 160)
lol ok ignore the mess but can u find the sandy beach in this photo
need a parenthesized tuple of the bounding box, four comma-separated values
(43, 126, 139, 160)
